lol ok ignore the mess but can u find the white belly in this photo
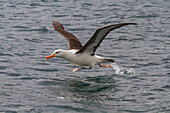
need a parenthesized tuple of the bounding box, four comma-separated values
(63, 53, 97, 67)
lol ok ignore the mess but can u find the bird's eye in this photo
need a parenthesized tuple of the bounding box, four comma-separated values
(55, 51, 59, 54)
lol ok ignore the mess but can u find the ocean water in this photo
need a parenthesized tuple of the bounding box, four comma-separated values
(0, 0, 170, 112)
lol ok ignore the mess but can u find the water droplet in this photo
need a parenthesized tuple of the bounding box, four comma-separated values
(111, 63, 135, 75)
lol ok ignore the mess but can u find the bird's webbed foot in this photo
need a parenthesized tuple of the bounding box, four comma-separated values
(72, 67, 91, 72)
(98, 64, 111, 67)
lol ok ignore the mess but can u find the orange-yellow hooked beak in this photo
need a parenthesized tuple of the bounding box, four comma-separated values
(45, 53, 55, 60)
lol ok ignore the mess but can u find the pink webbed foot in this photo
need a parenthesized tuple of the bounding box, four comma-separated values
(72, 67, 91, 72)
(98, 64, 111, 67)
(72, 68, 81, 72)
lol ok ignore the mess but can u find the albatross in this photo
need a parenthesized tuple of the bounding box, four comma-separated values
(45, 21, 137, 72)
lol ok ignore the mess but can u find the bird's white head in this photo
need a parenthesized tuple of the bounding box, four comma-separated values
(45, 49, 64, 59)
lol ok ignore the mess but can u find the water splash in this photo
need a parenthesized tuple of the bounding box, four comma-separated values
(111, 63, 135, 75)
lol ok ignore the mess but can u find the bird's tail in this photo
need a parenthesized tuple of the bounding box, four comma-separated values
(100, 58, 114, 63)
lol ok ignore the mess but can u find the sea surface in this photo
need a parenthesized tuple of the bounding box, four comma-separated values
(0, 0, 170, 113)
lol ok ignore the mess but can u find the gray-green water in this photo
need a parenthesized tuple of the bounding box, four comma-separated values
(0, 0, 170, 112)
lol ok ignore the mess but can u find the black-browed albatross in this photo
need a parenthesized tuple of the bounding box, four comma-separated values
(45, 21, 137, 72)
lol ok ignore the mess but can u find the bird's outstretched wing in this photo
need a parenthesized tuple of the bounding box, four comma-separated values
(52, 21, 82, 50)
(76, 23, 137, 55)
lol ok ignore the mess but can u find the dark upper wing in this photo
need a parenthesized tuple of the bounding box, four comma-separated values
(76, 23, 137, 55)
(52, 21, 82, 50)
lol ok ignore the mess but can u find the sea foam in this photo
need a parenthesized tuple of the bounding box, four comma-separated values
(111, 63, 135, 75)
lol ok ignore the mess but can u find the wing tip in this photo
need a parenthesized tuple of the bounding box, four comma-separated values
(128, 23, 138, 25)
(52, 21, 64, 30)
(122, 23, 138, 26)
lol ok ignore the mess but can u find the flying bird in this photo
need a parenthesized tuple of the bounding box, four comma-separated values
(45, 21, 137, 72)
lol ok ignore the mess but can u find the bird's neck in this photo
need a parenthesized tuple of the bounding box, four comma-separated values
(60, 49, 77, 59)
